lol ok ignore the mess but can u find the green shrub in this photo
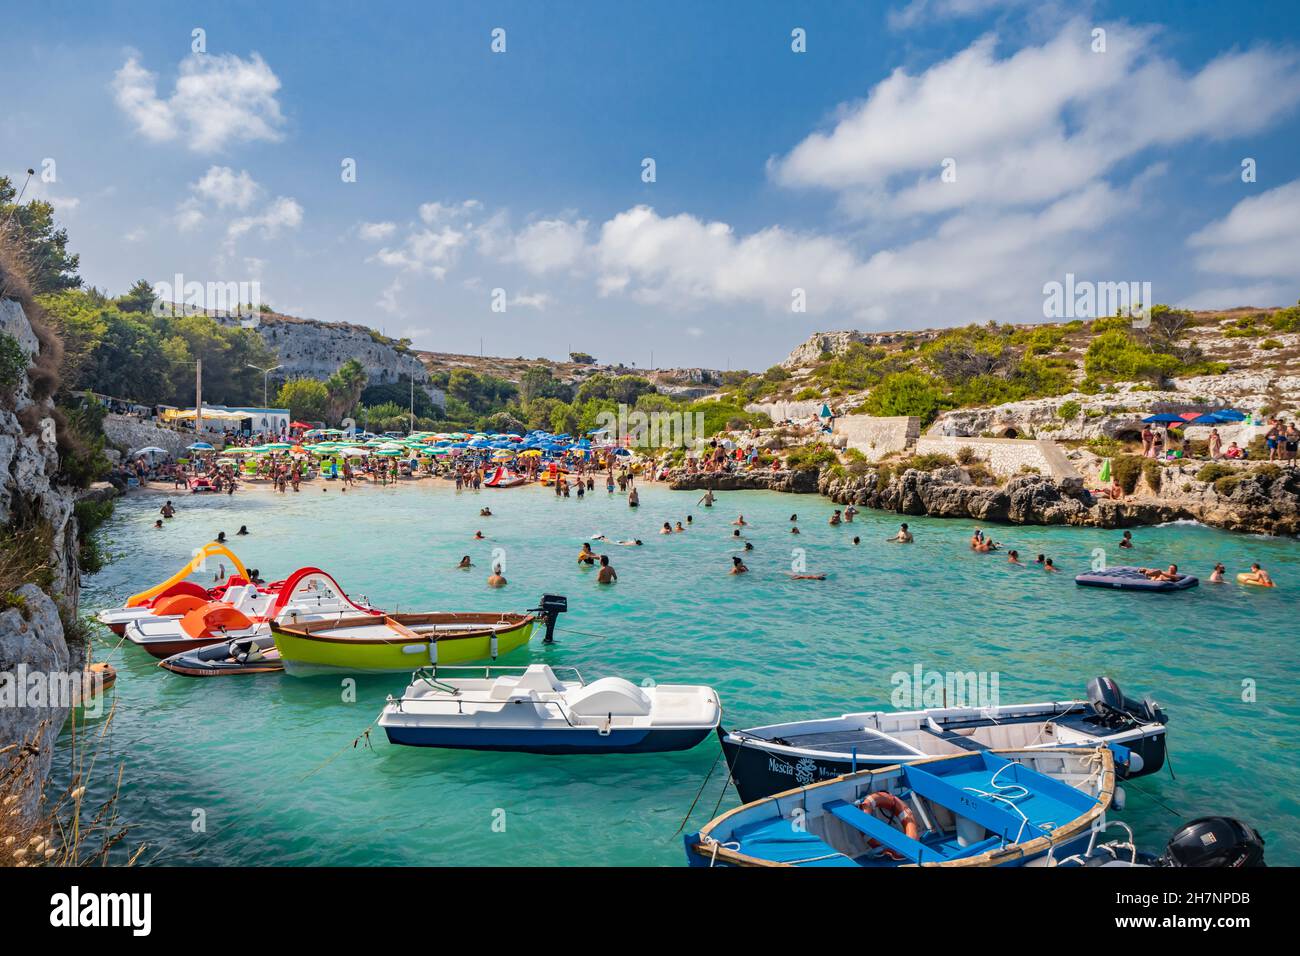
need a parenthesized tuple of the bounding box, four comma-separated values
(965, 463, 998, 486)
(1260, 339, 1284, 350)
(955, 445, 978, 465)
(1019, 464, 1041, 475)
(1112, 455, 1145, 494)
(903, 453, 956, 472)
(0, 330, 27, 397)
(1252, 463, 1282, 482)
(1057, 400, 1081, 420)
(864, 371, 947, 423)
(785, 443, 838, 472)
(1196, 462, 1236, 483)
(1213, 475, 1242, 496)
(1141, 458, 1163, 493)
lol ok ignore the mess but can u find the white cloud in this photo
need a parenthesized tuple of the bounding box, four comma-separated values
(358, 221, 397, 241)
(887, 0, 1038, 32)
(123, 227, 147, 243)
(227, 196, 303, 242)
(1187, 179, 1300, 280)
(112, 52, 285, 152)
(193, 166, 260, 210)
(512, 218, 589, 275)
(377, 278, 404, 315)
(372, 226, 466, 278)
(175, 199, 205, 232)
(770, 21, 1300, 218)
(418, 200, 481, 225)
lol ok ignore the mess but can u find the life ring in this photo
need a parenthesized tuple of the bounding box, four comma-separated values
(857, 791, 920, 860)
(1236, 573, 1274, 587)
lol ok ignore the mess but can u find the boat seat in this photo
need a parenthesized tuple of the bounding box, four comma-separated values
(901, 761, 1047, 844)
(488, 676, 522, 700)
(823, 799, 936, 864)
(512, 665, 568, 693)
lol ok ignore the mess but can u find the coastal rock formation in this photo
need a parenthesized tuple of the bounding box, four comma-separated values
(215, 313, 446, 406)
(819, 464, 1300, 536)
(667, 468, 821, 494)
(1, 297, 84, 805)
(781, 330, 920, 369)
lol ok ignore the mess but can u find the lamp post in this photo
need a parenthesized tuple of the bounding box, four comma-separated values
(247, 363, 282, 408)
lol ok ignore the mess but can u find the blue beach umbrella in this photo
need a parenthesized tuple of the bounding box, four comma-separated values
(1142, 414, 1185, 424)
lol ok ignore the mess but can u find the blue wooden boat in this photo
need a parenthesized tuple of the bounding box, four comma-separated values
(685, 747, 1115, 867)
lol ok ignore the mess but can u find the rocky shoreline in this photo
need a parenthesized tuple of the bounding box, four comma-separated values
(666, 462, 1300, 535)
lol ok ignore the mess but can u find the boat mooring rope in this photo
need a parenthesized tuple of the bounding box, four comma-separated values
(674, 747, 723, 836)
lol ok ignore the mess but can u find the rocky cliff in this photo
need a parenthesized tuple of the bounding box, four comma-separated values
(1, 296, 84, 798)
(215, 313, 445, 406)
(667, 468, 821, 494)
(818, 463, 1300, 535)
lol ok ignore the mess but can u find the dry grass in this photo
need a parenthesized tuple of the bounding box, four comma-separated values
(0, 705, 142, 867)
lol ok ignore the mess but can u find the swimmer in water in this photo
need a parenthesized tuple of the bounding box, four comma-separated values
(698, 490, 715, 507)
(787, 572, 826, 580)
(730, 556, 748, 575)
(674, 521, 685, 532)
(852, 536, 860, 546)
(153, 519, 163, 529)
(887, 523, 913, 543)
(457, 556, 473, 569)
(743, 542, 754, 551)
(487, 564, 507, 588)
(1044, 558, 1058, 572)
(732, 515, 747, 526)
(618, 539, 643, 546)
(577, 543, 596, 564)
(732, 529, 742, 538)
(790, 526, 800, 534)
(628, 488, 639, 508)
(1240, 563, 1274, 587)
(789, 514, 798, 522)
(661, 522, 673, 535)
(474, 531, 485, 540)
(844, 505, 858, 523)
(596, 554, 618, 584)
(161, 501, 175, 518)
(1007, 550, 1021, 564)
(829, 510, 841, 526)
(1209, 562, 1225, 583)
(480, 507, 492, 517)
(1035, 553, 1046, 566)
(236, 525, 249, 536)
(216, 531, 227, 543)
(1119, 530, 1133, 549)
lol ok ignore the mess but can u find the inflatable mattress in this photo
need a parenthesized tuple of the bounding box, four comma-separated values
(1075, 566, 1199, 592)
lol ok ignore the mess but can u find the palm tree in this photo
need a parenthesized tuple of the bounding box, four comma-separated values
(325, 359, 368, 425)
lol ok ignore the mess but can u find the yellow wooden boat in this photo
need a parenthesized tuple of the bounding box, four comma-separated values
(273, 604, 560, 675)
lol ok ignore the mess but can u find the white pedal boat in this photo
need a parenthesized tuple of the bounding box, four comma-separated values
(378, 664, 721, 753)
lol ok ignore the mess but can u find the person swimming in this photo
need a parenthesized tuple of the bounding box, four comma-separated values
(730, 556, 748, 575)
(577, 543, 596, 564)
(153, 519, 163, 529)
(732, 529, 742, 538)
(1240, 563, 1274, 587)
(236, 525, 249, 536)
(216, 531, 227, 543)
(743, 541, 754, 551)
(1035, 553, 1046, 566)
(829, 510, 841, 526)
(844, 505, 858, 522)
(674, 521, 685, 532)
(628, 488, 639, 507)
(487, 564, 507, 588)
(887, 523, 912, 543)
(1007, 550, 1021, 564)
(480, 507, 492, 517)
(248, 568, 265, 585)
(661, 522, 673, 535)
(474, 531, 485, 540)
(1209, 562, 1225, 583)
(852, 536, 860, 546)
(733, 515, 747, 526)
(1119, 530, 1133, 549)
(698, 490, 715, 507)
(1044, 558, 1058, 572)
(596, 554, 618, 584)
(617, 539, 643, 546)
(458, 555, 474, 569)
(790, 526, 800, 534)
(161, 501, 175, 518)
(789, 514, 798, 522)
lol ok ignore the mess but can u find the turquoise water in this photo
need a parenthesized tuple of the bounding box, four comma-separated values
(67, 480, 1299, 865)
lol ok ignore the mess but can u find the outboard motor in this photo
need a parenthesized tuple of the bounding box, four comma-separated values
(1087, 676, 1167, 727)
(532, 594, 568, 644)
(1161, 817, 1266, 868)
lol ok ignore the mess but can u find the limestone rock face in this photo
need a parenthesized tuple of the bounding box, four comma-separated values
(1, 298, 83, 801)
(781, 331, 919, 369)
(667, 469, 821, 494)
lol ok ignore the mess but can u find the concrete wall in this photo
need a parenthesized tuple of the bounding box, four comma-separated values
(745, 399, 823, 422)
(914, 435, 1081, 480)
(833, 415, 920, 460)
(102, 413, 193, 459)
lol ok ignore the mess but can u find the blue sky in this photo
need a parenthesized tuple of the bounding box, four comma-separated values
(3, 0, 1299, 369)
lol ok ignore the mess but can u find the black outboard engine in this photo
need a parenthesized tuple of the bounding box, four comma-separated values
(1087, 676, 1167, 727)
(532, 594, 568, 644)
(1162, 817, 1266, 868)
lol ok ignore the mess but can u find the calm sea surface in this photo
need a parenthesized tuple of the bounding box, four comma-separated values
(66, 479, 1299, 865)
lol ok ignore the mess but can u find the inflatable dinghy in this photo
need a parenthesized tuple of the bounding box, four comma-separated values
(159, 634, 283, 676)
(1075, 566, 1198, 592)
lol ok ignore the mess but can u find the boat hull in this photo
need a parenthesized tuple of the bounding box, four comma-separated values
(721, 728, 1165, 804)
(273, 619, 536, 673)
(381, 724, 712, 754)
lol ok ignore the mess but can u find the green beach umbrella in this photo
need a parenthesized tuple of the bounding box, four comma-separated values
(1099, 458, 1112, 482)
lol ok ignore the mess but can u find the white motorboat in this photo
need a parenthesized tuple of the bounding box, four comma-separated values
(378, 663, 721, 753)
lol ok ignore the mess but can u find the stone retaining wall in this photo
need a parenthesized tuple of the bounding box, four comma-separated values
(832, 415, 919, 460)
(914, 435, 1081, 480)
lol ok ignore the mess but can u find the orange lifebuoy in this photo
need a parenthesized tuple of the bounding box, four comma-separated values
(858, 791, 920, 860)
